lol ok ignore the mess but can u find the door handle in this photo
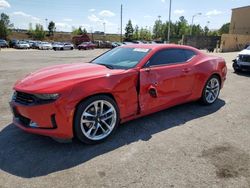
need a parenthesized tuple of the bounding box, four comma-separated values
(182, 68, 191, 73)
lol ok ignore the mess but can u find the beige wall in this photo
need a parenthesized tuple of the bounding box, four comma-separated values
(221, 34, 250, 52)
(229, 6, 250, 35)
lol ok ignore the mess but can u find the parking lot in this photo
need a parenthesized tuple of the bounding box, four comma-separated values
(0, 49, 250, 188)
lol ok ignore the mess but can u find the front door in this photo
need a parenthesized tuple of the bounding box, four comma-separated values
(139, 48, 196, 113)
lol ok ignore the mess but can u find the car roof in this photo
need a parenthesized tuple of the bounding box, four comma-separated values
(121, 44, 200, 52)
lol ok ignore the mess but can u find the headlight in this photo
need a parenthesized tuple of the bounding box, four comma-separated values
(34, 93, 59, 100)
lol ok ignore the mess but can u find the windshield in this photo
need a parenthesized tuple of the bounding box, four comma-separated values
(247, 46, 250, 50)
(19, 41, 27, 44)
(92, 47, 150, 69)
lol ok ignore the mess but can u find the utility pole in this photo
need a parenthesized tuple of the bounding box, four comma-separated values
(190, 13, 202, 35)
(120, 4, 123, 43)
(167, 0, 172, 43)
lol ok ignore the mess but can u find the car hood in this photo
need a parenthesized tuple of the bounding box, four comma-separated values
(14, 63, 125, 93)
(239, 49, 250, 55)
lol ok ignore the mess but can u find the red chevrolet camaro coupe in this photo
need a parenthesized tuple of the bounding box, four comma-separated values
(10, 44, 227, 144)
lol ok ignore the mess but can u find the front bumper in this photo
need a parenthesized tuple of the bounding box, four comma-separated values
(233, 60, 250, 71)
(9, 100, 74, 139)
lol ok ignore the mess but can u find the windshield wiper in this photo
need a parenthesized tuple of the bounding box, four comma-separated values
(98, 63, 114, 69)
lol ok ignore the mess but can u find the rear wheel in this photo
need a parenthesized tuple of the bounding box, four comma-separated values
(74, 95, 120, 144)
(201, 75, 221, 105)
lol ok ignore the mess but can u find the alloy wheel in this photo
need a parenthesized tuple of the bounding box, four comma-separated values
(205, 77, 220, 104)
(80, 100, 117, 141)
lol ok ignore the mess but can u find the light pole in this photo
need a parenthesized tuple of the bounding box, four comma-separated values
(45, 18, 48, 30)
(103, 22, 106, 41)
(167, 0, 172, 43)
(190, 13, 202, 35)
(120, 4, 123, 42)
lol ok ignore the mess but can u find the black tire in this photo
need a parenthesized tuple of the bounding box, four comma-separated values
(60, 47, 64, 51)
(233, 62, 242, 73)
(74, 95, 120, 144)
(200, 75, 221, 105)
(71, 47, 74, 50)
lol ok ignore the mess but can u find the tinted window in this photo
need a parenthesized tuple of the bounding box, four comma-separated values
(148, 48, 196, 67)
(183, 49, 196, 61)
(148, 49, 186, 66)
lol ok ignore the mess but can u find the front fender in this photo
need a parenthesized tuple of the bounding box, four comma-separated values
(67, 71, 139, 120)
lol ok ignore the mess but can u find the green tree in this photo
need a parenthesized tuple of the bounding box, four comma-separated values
(0, 13, 13, 39)
(208, 30, 219, 36)
(219, 23, 230, 35)
(153, 17, 163, 39)
(48, 21, 56, 36)
(177, 16, 189, 37)
(124, 19, 134, 41)
(204, 26, 209, 36)
(139, 27, 152, 41)
(72, 27, 87, 35)
(32, 24, 46, 40)
(133, 25, 139, 40)
(82, 28, 87, 35)
(191, 24, 203, 36)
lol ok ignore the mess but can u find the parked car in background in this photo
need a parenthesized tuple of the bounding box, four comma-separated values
(233, 46, 250, 72)
(52, 42, 74, 51)
(39, 42, 52, 50)
(78, 42, 96, 50)
(10, 44, 227, 144)
(111, 42, 123, 48)
(9, 39, 19, 48)
(15, 41, 30, 49)
(32, 41, 41, 49)
(0, 39, 9, 48)
(26, 40, 36, 48)
(123, 41, 134, 45)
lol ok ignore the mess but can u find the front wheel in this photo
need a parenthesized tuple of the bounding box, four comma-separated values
(74, 95, 120, 144)
(201, 75, 221, 105)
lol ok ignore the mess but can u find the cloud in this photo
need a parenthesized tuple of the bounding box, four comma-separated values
(144, 15, 152, 18)
(88, 14, 102, 22)
(161, 0, 165, 2)
(89, 9, 95, 12)
(0, 0, 10, 9)
(63, 18, 72, 22)
(174, 9, 185, 15)
(12, 11, 40, 22)
(206, 9, 222, 16)
(99, 10, 115, 17)
(55, 22, 72, 31)
(87, 13, 116, 33)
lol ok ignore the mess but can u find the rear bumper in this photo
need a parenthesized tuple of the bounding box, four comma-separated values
(9, 101, 74, 139)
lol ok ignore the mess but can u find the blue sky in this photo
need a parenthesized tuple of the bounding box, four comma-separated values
(0, 0, 249, 33)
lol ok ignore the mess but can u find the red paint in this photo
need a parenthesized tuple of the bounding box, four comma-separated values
(10, 44, 227, 139)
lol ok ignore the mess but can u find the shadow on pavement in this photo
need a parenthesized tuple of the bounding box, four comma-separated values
(234, 71, 250, 77)
(0, 99, 225, 178)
